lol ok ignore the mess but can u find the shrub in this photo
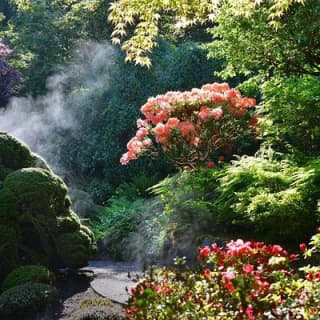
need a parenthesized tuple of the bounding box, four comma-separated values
(149, 152, 320, 257)
(215, 153, 320, 247)
(121, 83, 258, 169)
(77, 309, 124, 320)
(1, 265, 53, 292)
(0, 282, 58, 319)
(0, 224, 18, 279)
(125, 234, 320, 319)
(0, 133, 97, 272)
(260, 76, 320, 157)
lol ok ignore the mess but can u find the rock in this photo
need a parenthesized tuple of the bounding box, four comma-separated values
(0, 132, 96, 279)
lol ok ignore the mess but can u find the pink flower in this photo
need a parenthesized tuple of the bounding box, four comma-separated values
(239, 97, 256, 108)
(271, 244, 283, 255)
(120, 151, 137, 165)
(167, 117, 180, 127)
(225, 89, 240, 99)
(243, 264, 254, 274)
(136, 118, 148, 128)
(136, 128, 148, 140)
(127, 138, 142, 153)
(210, 93, 226, 104)
(120, 153, 130, 165)
(142, 138, 152, 147)
(245, 305, 256, 320)
(210, 107, 223, 120)
(140, 103, 153, 116)
(179, 121, 195, 136)
(154, 123, 171, 143)
(202, 82, 230, 92)
(198, 106, 210, 120)
(226, 239, 253, 255)
(154, 123, 167, 135)
(222, 271, 236, 281)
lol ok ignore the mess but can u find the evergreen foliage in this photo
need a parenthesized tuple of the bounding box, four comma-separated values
(0, 133, 96, 278)
(1, 265, 53, 292)
(0, 282, 58, 319)
(260, 76, 320, 157)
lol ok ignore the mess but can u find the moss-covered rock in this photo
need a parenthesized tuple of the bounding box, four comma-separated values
(55, 226, 97, 268)
(0, 225, 19, 278)
(4, 168, 68, 217)
(0, 132, 32, 170)
(0, 133, 96, 278)
(0, 282, 58, 319)
(1, 265, 53, 292)
(57, 211, 81, 233)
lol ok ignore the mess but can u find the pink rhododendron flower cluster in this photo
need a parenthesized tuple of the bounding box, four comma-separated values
(120, 83, 259, 168)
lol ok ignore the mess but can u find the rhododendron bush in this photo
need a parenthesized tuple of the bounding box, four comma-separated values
(125, 233, 320, 319)
(120, 83, 258, 169)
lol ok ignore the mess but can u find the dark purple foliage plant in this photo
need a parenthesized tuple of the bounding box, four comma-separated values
(0, 40, 22, 108)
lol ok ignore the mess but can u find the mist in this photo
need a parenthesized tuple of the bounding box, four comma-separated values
(0, 40, 116, 174)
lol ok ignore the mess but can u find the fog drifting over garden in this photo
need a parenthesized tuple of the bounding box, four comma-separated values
(0, 41, 115, 172)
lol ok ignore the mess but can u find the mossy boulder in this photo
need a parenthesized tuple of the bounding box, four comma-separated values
(0, 225, 19, 278)
(0, 132, 96, 278)
(55, 225, 96, 268)
(0, 132, 51, 180)
(0, 282, 58, 319)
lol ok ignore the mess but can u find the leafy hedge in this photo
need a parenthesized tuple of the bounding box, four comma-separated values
(1, 265, 53, 292)
(0, 282, 58, 319)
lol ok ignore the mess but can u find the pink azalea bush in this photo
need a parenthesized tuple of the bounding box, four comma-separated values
(125, 231, 320, 319)
(120, 83, 258, 169)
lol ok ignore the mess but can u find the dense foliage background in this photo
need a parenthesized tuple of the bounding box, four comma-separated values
(1, 0, 320, 318)
(0, 0, 319, 254)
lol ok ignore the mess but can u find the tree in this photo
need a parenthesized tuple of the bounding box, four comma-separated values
(208, 0, 320, 80)
(0, 0, 113, 95)
(108, 0, 307, 67)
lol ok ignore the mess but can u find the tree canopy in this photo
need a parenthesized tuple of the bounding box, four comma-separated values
(108, 0, 307, 67)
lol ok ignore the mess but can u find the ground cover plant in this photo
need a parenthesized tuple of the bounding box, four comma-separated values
(125, 231, 320, 319)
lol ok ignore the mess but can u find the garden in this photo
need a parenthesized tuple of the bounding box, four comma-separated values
(0, 0, 320, 319)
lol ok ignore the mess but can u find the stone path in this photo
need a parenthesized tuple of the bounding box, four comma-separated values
(82, 260, 142, 304)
